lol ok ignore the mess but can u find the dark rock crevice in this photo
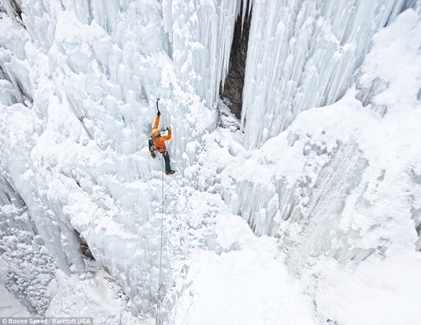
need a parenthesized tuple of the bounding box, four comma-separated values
(220, 1, 252, 120)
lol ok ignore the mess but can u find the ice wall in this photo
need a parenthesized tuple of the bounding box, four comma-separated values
(162, 0, 243, 109)
(1, 0, 178, 316)
(241, 0, 406, 149)
(0, 0, 247, 318)
(0, 165, 56, 315)
(0, 4, 84, 274)
(2, 0, 420, 320)
(229, 6, 421, 272)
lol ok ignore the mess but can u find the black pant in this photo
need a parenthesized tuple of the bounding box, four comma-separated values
(149, 139, 172, 172)
(162, 150, 172, 172)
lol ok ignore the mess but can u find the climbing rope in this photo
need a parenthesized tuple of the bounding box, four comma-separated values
(156, 155, 165, 325)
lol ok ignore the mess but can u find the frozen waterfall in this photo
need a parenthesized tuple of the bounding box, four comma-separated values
(1, 0, 421, 324)
(241, 0, 406, 149)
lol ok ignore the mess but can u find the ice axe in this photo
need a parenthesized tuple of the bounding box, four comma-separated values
(155, 98, 167, 131)
(156, 98, 161, 116)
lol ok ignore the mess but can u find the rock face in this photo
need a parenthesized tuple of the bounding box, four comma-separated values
(220, 3, 251, 119)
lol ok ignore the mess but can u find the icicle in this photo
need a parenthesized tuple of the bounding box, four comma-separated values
(241, 0, 407, 149)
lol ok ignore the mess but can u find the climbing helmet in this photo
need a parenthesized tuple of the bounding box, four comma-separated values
(151, 128, 160, 138)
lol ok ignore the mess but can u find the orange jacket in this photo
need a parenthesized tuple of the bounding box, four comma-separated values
(151, 115, 172, 153)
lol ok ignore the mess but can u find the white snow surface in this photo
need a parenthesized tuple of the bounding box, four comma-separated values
(1, 1, 421, 324)
(0, 282, 30, 317)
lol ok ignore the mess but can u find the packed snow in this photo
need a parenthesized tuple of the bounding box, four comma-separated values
(1, 0, 421, 324)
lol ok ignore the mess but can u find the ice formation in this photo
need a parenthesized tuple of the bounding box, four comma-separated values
(1, 0, 421, 323)
(241, 0, 406, 149)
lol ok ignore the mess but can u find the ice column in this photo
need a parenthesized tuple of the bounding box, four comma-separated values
(0, 167, 56, 315)
(162, 0, 243, 108)
(241, 0, 405, 149)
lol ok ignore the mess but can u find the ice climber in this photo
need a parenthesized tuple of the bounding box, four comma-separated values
(149, 109, 175, 175)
